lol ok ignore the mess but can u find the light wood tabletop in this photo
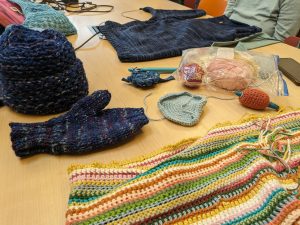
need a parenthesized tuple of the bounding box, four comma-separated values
(0, 0, 299, 224)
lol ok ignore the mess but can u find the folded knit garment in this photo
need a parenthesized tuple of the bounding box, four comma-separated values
(97, 7, 262, 62)
(0, 25, 88, 114)
(66, 110, 300, 224)
(9, 0, 76, 36)
(10, 90, 149, 157)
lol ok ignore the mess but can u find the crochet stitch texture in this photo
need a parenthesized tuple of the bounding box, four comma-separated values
(10, 0, 76, 36)
(158, 92, 207, 126)
(10, 90, 149, 157)
(0, 25, 88, 114)
(66, 110, 300, 224)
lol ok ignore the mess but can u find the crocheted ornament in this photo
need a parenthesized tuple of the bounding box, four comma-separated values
(9, 90, 149, 157)
(178, 63, 204, 87)
(10, 0, 76, 36)
(158, 92, 207, 126)
(0, 25, 88, 115)
(235, 88, 279, 110)
(122, 69, 174, 88)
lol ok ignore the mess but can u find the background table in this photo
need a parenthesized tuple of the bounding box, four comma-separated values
(0, 0, 299, 224)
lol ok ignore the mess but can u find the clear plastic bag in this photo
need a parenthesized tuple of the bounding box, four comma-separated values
(173, 47, 288, 96)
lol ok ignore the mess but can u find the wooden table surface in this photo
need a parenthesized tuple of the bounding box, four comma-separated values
(0, 0, 299, 224)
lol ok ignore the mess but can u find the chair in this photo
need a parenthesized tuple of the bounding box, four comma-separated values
(198, 0, 227, 16)
(184, 0, 227, 17)
(284, 36, 300, 48)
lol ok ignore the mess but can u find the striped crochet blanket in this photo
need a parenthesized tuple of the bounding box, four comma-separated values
(66, 110, 300, 225)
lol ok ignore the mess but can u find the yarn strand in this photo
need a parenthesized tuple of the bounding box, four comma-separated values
(143, 93, 165, 121)
(207, 95, 237, 100)
(121, 9, 142, 21)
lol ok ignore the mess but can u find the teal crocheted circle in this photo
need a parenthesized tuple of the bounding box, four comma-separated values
(158, 92, 207, 126)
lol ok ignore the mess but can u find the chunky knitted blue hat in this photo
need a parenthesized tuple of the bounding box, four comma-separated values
(0, 25, 88, 115)
(10, 0, 76, 36)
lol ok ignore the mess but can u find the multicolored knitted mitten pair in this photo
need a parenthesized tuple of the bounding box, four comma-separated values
(10, 90, 149, 157)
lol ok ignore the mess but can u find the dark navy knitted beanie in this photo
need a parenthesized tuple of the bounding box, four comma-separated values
(0, 25, 88, 114)
(10, 90, 149, 157)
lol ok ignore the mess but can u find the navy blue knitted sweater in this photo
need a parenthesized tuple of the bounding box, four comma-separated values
(98, 7, 262, 62)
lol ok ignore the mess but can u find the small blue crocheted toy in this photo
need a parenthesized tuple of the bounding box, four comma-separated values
(10, 0, 77, 36)
(122, 68, 174, 88)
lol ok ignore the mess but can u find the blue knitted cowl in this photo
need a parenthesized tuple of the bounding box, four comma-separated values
(9, 0, 76, 36)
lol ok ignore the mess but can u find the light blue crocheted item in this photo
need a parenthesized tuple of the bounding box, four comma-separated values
(10, 0, 76, 36)
(158, 92, 207, 126)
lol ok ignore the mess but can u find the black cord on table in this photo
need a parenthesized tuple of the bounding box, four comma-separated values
(75, 8, 143, 51)
(40, 0, 114, 13)
(74, 21, 106, 51)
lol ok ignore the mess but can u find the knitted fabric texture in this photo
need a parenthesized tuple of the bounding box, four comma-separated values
(10, 90, 149, 157)
(0, 25, 88, 114)
(97, 7, 262, 62)
(122, 69, 174, 88)
(9, 0, 76, 36)
(66, 110, 300, 224)
(158, 92, 207, 126)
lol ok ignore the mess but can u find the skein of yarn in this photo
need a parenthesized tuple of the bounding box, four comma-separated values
(178, 63, 204, 87)
(235, 88, 279, 110)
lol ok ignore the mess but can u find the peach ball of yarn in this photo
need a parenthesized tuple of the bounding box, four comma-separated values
(206, 58, 256, 91)
(179, 63, 204, 87)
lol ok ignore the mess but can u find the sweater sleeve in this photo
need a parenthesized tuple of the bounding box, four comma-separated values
(274, 0, 300, 41)
(224, 0, 236, 17)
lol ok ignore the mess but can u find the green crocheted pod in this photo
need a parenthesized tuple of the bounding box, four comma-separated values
(10, 0, 77, 36)
(158, 91, 207, 126)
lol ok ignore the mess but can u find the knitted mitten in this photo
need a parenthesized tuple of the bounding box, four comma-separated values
(10, 90, 149, 157)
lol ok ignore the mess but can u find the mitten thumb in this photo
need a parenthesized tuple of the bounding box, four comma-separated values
(67, 90, 111, 117)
